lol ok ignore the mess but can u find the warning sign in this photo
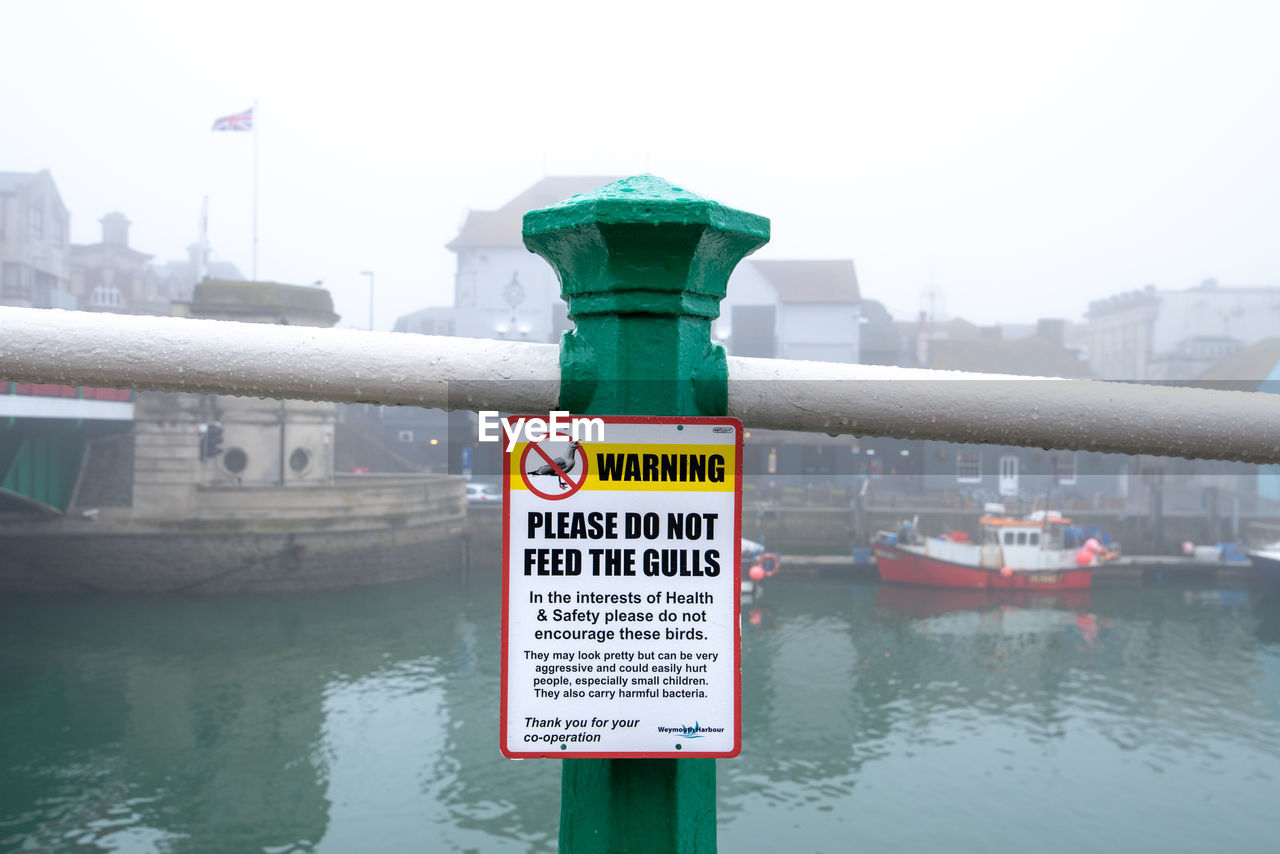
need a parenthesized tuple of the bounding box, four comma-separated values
(500, 416, 742, 758)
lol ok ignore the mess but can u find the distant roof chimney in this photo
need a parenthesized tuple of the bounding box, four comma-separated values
(101, 212, 130, 247)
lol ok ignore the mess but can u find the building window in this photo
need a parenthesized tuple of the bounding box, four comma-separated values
(802, 445, 837, 476)
(28, 206, 43, 240)
(956, 450, 982, 482)
(2, 263, 27, 299)
(50, 216, 64, 248)
(91, 284, 123, 307)
(1053, 453, 1077, 485)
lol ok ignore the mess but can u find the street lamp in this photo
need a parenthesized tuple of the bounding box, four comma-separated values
(360, 271, 374, 331)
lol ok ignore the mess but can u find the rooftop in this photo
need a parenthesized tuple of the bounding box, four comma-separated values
(748, 259, 860, 303)
(193, 280, 338, 327)
(447, 176, 621, 250)
(1197, 337, 1280, 387)
(0, 171, 39, 194)
(927, 335, 1092, 378)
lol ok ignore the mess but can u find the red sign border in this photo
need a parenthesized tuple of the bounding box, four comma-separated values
(499, 415, 743, 760)
(518, 436, 590, 500)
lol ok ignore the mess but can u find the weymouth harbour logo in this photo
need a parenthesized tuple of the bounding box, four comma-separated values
(657, 722, 724, 739)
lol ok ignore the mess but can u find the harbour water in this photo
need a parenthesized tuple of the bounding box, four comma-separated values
(3, 568, 1280, 853)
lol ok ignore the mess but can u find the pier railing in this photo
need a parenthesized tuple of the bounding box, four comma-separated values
(1, 304, 1278, 464)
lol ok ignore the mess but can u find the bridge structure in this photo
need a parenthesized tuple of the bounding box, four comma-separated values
(0, 382, 133, 513)
(3, 175, 1280, 853)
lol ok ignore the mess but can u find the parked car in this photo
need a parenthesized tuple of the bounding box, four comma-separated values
(466, 483, 502, 505)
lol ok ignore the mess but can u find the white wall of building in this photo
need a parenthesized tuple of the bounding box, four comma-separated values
(0, 171, 73, 309)
(1086, 299, 1157, 380)
(452, 246, 563, 342)
(714, 264, 777, 341)
(1088, 284, 1280, 380)
(1152, 288, 1280, 354)
(714, 264, 861, 363)
(777, 303, 861, 363)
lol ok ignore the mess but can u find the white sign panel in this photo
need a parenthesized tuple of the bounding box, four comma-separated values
(500, 415, 742, 758)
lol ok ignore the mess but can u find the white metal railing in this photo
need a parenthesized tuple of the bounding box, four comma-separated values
(2, 305, 1279, 464)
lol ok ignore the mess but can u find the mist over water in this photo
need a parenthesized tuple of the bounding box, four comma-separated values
(3, 571, 1279, 853)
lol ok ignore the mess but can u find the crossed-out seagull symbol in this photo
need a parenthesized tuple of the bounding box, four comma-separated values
(526, 440, 582, 490)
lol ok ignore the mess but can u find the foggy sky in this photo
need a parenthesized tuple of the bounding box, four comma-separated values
(4, 1, 1278, 332)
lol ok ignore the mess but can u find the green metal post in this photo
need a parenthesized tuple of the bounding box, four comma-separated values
(523, 175, 769, 853)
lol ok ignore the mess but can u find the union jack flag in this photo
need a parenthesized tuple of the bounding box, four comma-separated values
(211, 108, 254, 132)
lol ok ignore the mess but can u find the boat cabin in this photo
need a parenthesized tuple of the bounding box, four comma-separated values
(979, 514, 1071, 569)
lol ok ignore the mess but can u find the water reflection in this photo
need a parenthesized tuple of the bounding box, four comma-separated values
(873, 584, 1094, 618)
(721, 580, 1280, 854)
(0, 576, 563, 853)
(2, 574, 1280, 852)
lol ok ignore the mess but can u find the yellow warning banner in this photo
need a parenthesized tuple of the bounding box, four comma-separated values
(511, 442, 737, 493)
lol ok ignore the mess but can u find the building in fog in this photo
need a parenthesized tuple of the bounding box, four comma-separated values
(1085, 280, 1280, 381)
(857, 300, 910, 365)
(745, 319, 1102, 502)
(395, 176, 620, 343)
(69, 212, 166, 315)
(925, 323, 1092, 377)
(715, 259, 861, 363)
(898, 313, 1088, 374)
(396, 178, 865, 364)
(0, 169, 74, 309)
(392, 305, 455, 337)
(885, 321, 1106, 505)
(390, 177, 625, 479)
(71, 211, 245, 317)
(393, 177, 869, 482)
(157, 245, 245, 306)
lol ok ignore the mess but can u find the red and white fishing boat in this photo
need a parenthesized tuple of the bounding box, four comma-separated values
(873, 513, 1101, 591)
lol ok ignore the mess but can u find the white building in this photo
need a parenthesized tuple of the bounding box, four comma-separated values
(398, 177, 863, 365)
(714, 259, 861, 363)
(69, 212, 167, 315)
(0, 170, 74, 309)
(1086, 280, 1280, 380)
(397, 176, 619, 342)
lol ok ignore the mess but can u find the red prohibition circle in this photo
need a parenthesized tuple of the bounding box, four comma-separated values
(518, 436, 589, 500)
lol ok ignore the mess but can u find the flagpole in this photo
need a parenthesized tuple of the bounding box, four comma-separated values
(252, 98, 259, 281)
(199, 196, 209, 284)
